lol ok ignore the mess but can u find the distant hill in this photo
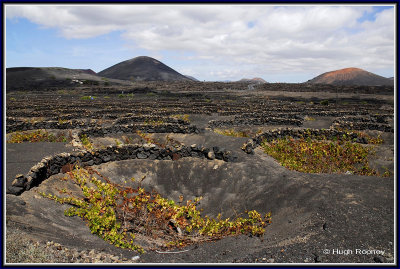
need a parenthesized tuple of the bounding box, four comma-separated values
(6, 67, 131, 90)
(98, 56, 194, 82)
(239, 77, 268, 83)
(307, 67, 393, 86)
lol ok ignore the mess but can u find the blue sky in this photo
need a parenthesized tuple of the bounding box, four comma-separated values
(6, 4, 395, 82)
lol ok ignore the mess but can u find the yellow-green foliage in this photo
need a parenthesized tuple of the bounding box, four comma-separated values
(81, 96, 96, 100)
(171, 114, 190, 122)
(304, 116, 315, 121)
(40, 167, 271, 253)
(261, 137, 379, 176)
(144, 119, 164, 126)
(39, 167, 143, 253)
(356, 131, 384, 144)
(214, 128, 249, 138)
(114, 139, 122, 146)
(80, 134, 93, 150)
(118, 93, 134, 98)
(136, 130, 157, 144)
(57, 118, 69, 124)
(7, 130, 68, 143)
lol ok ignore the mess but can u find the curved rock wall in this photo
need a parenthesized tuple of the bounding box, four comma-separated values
(7, 143, 236, 196)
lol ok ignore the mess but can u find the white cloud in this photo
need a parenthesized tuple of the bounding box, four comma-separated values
(5, 4, 395, 81)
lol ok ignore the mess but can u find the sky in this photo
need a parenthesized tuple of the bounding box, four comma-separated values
(5, 4, 395, 82)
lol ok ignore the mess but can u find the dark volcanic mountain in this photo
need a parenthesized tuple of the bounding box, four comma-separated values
(6, 67, 132, 91)
(185, 75, 199, 81)
(307, 67, 393, 86)
(98, 56, 194, 82)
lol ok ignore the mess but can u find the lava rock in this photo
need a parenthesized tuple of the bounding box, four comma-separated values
(137, 152, 147, 159)
(12, 174, 27, 188)
(7, 186, 25, 196)
(207, 151, 215, 160)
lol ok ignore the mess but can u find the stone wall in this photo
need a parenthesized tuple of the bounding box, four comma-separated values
(114, 116, 189, 125)
(7, 117, 197, 135)
(6, 118, 98, 133)
(78, 123, 199, 137)
(7, 143, 237, 196)
(332, 121, 394, 133)
(208, 117, 303, 129)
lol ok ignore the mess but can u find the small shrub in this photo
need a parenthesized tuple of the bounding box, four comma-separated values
(361, 133, 383, 144)
(57, 89, 68, 95)
(261, 137, 379, 176)
(58, 118, 69, 124)
(122, 136, 133, 144)
(81, 96, 96, 100)
(115, 139, 122, 146)
(7, 130, 68, 143)
(171, 114, 190, 122)
(304, 116, 315, 121)
(214, 128, 249, 138)
(80, 134, 93, 150)
(118, 93, 134, 98)
(144, 119, 164, 126)
(320, 100, 329, 106)
(136, 131, 163, 147)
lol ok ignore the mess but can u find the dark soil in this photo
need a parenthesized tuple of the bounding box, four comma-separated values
(5, 83, 395, 264)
